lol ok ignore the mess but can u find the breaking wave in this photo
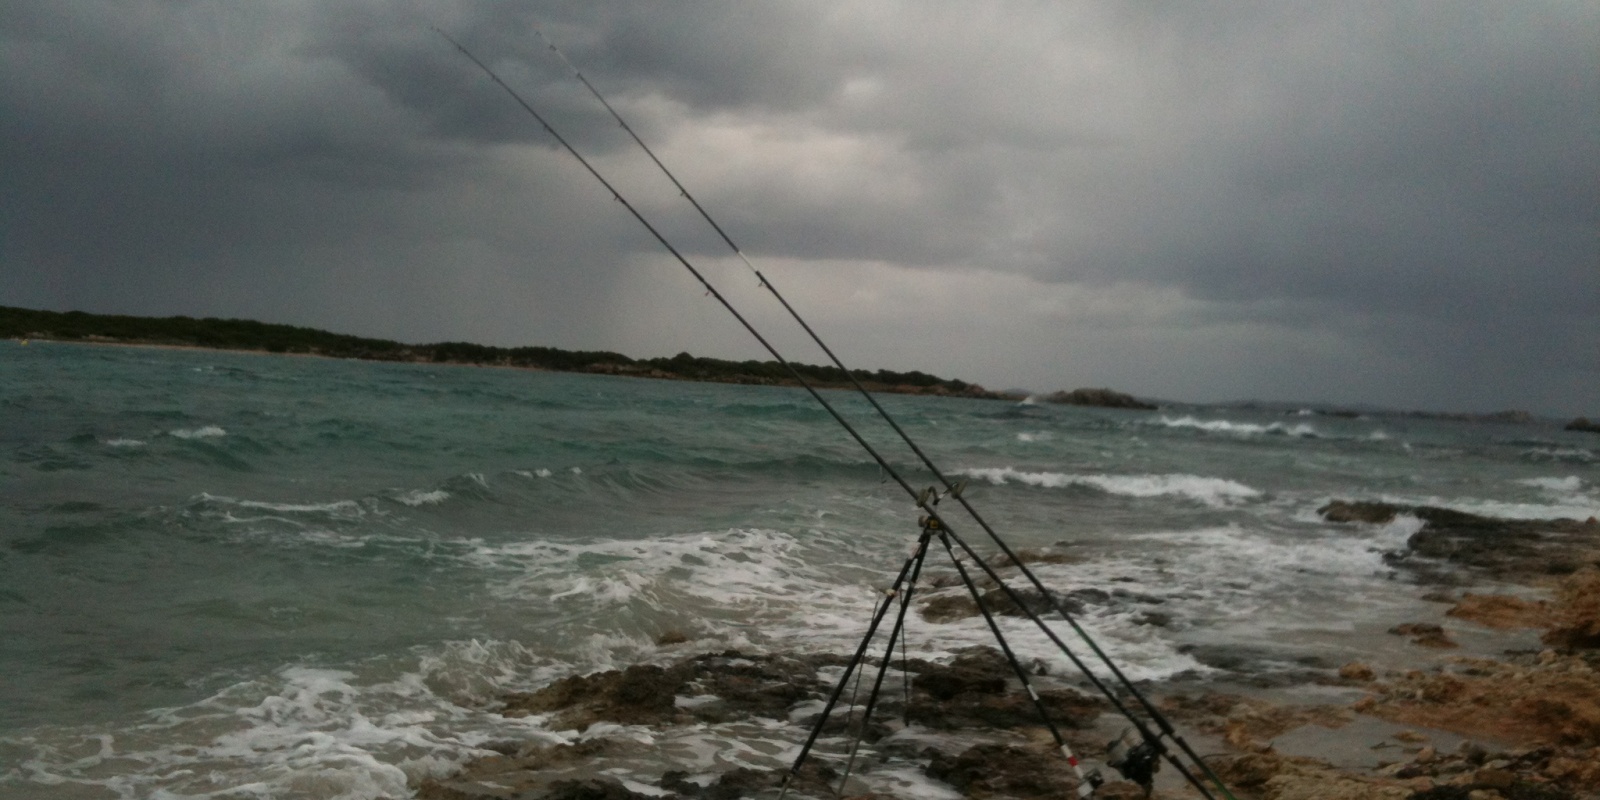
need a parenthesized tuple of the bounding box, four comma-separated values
(960, 467, 1262, 506)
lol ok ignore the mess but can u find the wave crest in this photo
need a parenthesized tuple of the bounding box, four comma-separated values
(961, 467, 1261, 506)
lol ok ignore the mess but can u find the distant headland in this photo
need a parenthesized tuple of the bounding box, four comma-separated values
(3, 305, 1026, 400)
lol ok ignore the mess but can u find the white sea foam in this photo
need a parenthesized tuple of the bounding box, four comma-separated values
(196, 493, 367, 519)
(454, 526, 1213, 686)
(1015, 431, 1051, 443)
(103, 438, 146, 447)
(536, 469, 553, 478)
(1523, 447, 1594, 463)
(1154, 415, 1320, 438)
(1519, 476, 1584, 493)
(169, 425, 227, 439)
(3, 645, 562, 800)
(961, 467, 1261, 506)
(394, 489, 451, 507)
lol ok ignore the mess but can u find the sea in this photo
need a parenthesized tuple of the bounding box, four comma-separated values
(2, 340, 1596, 799)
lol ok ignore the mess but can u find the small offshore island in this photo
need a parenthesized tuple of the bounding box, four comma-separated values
(1, 305, 1156, 407)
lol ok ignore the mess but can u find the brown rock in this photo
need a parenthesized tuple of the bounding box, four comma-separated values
(1446, 593, 1551, 630)
(1206, 752, 1413, 799)
(1356, 654, 1600, 748)
(1471, 767, 1515, 789)
(925, 742, 1085, 799)
(1340, 662, 1377, 682)
(1091, 782, 1147, 799)
(1542, 566, 1600, 649)
(1544, 753, 1600, 786)
(1388, 623, 1459, 649)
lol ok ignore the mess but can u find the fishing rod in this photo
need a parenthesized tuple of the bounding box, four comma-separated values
(431, 32, 957, 549)
(525, 28, 1237, 799)
(438, 26, 1222, 800)
(438, 29, 1230, 798)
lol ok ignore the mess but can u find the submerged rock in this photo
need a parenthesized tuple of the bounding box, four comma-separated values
(1388, 622, 1459, 649)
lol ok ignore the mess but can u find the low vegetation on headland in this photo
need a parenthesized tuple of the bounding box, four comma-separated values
(3, 305, 1014, 398)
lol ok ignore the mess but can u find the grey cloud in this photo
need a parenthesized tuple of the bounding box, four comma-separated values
(0, 0, 1593, 414)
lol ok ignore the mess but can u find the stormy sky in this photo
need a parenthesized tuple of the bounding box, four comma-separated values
(2, 2, 1595, 415)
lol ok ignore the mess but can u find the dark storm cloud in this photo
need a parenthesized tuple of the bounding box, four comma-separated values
(0, 1, 1594, 414)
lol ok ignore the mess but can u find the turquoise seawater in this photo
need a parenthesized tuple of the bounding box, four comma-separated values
(2, 341, 1596, 798)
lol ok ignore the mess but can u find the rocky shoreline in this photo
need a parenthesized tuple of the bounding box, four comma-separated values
(411, 505, 1600, 800)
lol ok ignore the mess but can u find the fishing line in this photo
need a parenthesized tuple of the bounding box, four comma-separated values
(832, 532, 931, 798)
(438, 29, 1230, 799)
(523, 28, 1235, 799)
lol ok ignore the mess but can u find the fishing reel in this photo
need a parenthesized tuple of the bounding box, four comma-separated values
(1105, 728, 1161, 795)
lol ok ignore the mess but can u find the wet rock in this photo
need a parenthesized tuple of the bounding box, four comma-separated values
(924, 742, 1085, 799)
(911, 646, 1011, 699)
(502, 663, 687, 728)
(978, 587, 1084, 618)
(920, 593, 980, 622)
(677, 651, 835, 723)
(1320, 501, 1600, 582)
(920, 584, 1123, 624)
(986, 546, 1086, 569)
(1340, 662, 1378, 682)
(541, 778, 659, 800)
(1132, 610, 1173, 628)
(905, 684, 1101, 730)
(1320, 501, 1403, 524)
(1389, 623, 1460, 649)
(500, 651, 847, 730)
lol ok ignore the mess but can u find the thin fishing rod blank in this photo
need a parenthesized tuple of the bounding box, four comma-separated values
(532, 24, 764, 282)
(441, 30, 1231, 799)
(523, 34, 1236, 797)
(435, 29, 928, 513)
